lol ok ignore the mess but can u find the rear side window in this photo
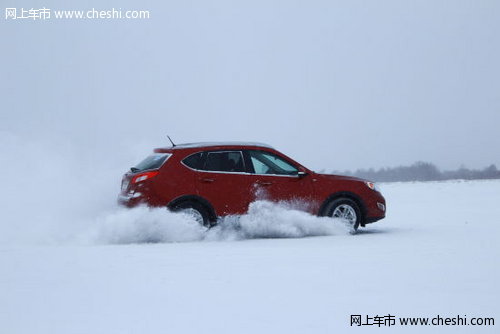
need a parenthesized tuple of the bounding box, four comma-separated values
(182, 152, 205, 169)
(133, 153, 171, 172)
(203, 151, 245, 173)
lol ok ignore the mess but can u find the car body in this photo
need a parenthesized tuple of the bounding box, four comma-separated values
(119, 142, 386, 229)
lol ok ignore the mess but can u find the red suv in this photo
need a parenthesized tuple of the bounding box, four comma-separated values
(119, 142, 386, 230)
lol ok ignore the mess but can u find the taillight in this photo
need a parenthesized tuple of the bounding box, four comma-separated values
(131, 171, 159, 184)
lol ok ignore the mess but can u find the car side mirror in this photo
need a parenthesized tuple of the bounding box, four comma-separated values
(297, 171, 308, 178)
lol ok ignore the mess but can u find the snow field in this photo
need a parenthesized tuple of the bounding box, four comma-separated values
(1, 180, 499, 333)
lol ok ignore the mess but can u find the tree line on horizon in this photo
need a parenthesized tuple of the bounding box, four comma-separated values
(332, 162, 500, 182)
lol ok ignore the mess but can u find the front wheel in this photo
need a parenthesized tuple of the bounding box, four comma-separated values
(325, 198, 362, 232)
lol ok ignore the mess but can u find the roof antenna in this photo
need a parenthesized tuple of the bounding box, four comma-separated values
(167, 135, 176, 147)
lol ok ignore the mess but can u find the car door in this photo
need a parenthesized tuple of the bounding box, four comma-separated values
(244, 150, 316, 212)
(196, 150, 255, 215)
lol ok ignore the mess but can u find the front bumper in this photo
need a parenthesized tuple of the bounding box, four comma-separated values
(365, 216, 385, 224)
(363, 197, 386, 225)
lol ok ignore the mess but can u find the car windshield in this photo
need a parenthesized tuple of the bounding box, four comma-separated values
(132, 153, 171, 172)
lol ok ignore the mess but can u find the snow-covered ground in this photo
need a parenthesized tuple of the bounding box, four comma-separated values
(1, 180, 499, 333)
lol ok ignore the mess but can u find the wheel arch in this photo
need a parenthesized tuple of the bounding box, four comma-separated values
(168, 195, 217, 222)
(318, 191, 367, 226)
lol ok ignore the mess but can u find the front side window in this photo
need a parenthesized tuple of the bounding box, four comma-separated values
(248, 150, 298, 175)
(203, 151, 246, 173)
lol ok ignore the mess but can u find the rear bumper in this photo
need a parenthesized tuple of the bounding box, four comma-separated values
(118, 190, 166, 208)
(117, 193, 143, 208)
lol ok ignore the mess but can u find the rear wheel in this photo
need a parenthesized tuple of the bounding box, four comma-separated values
(325, 198, 362, 232)
(172, 202, 211, 227)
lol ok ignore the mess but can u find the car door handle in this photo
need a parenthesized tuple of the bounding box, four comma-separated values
(258, 181, 272, 186)
(200, 178, 215, 183)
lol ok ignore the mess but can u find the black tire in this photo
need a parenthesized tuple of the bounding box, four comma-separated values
(324, 198, 362, 231)
(172, 201, 212, 227)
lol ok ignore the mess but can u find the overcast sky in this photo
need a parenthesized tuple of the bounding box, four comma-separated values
(1, 0, 499, 172)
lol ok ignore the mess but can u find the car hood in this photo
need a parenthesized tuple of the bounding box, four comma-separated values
(314, 173, 369, 183)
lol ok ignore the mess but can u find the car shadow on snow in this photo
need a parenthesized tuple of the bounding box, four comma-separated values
(354, 228, 394, 236)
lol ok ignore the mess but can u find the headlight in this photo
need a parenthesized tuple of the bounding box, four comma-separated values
(365, 181, 380, 192)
